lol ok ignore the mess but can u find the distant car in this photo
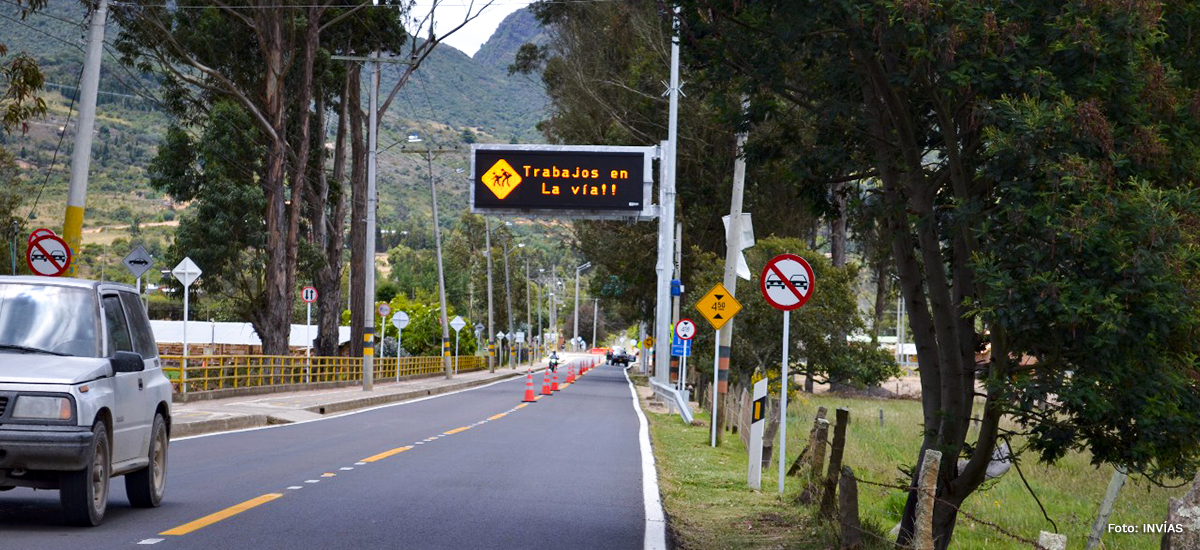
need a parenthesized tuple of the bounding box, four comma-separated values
(0, 277, 172, 526)
(610, 348, 633, 367)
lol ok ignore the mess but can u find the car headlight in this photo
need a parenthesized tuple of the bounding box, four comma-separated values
(12, 395, 74, 420)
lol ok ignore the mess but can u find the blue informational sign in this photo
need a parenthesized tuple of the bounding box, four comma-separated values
(671, 335, 692, 357)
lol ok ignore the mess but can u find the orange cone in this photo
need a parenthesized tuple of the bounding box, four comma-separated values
(567, 365, 576, 384)
(551, 370, 560, 392)
(541, 370, 552, 396)
(522, 370, 537, 403)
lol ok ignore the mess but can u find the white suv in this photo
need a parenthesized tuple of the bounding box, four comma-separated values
(0, 277, 172, 526)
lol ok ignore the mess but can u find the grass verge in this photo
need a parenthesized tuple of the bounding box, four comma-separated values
(641, 378, 1187, 550)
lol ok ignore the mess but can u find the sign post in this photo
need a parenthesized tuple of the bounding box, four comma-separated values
(760, 253, 815, 494)
(122, 245, 154, 309)
(450, 315, 466, 375)
(696, 282, 742, 447)
(515, 331, 526, 366)
(172, 258, 202, 392)
(674, 319, 696, 393)
(301, 286, 318, 382)
(392, 311, 410, 381)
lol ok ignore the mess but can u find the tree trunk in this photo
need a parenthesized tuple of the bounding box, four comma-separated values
(347, 61, 367, 357)
(870, 252, 888, 346)
(313, 63, 351, 357)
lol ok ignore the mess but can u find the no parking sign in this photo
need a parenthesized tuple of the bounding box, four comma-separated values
(26, 229, 72, 277)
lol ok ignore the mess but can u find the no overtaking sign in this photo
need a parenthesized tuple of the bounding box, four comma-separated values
(759, 253, 815, 311)
(26, 229, 71, 277)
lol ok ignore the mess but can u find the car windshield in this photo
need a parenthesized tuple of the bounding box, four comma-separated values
(0, 283, 99, 357)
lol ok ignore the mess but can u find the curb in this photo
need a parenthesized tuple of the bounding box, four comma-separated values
(169, 371, 525, 439)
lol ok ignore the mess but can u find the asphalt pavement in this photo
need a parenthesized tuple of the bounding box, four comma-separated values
(0, 354, 664, 550)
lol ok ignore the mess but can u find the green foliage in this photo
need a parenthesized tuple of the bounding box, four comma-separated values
(685, 237, 898, 389)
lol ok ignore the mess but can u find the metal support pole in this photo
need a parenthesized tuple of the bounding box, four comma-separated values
(655, 6, 683, 385)
(711, 328, 720, 447)
(504, 241, 514, 368)
(62, 0, 107, 274)
(485, 219, 495, 372)
(779, 310, 790, 495)
(592, 298, 598, 350)
(526, 258, 532, 366)
(429, 149, 453, 379)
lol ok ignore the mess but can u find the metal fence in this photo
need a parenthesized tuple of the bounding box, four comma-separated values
(160, 355, 487, 395)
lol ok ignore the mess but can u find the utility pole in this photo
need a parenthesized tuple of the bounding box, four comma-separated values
(536, 272, 543, 357)
(525, 258, 532, 366)
(574, 262, 591, 350)
(503, 237, 517, 369)
(654, 5, 683, 384)
(427, 148, 452, 379)
(592, 298, 599, 349)
(670, 220, 683, 384)
(363, 50, 381, 390)
(62, 0, 108, 275)
(715, 98, 750, 445)
(486, 219, 495, 372)
(549, 265, 558, 353)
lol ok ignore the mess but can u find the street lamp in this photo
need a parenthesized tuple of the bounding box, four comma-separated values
(574, 262, 592, 351)
(503, 240, 524, 368)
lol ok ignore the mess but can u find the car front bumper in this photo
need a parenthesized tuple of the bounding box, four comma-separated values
(0, 424, 94, 471)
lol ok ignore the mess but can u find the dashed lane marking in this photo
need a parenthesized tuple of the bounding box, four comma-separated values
(160, 493, 283, 536)
(362, 445, 414, 463)
(137, 539, 163, 545)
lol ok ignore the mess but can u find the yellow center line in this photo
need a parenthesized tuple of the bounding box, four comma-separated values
(487, 413, 507, 420)
(516, 403, 530, 409)
(443, 426, 471, 435)
(361, 445, 414, 463)
(161, 493, 283, 536)
(321, 473, 337, 477)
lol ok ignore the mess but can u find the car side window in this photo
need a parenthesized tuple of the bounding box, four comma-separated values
(102, 295, 134, 356)
(118, 291, 157, 359)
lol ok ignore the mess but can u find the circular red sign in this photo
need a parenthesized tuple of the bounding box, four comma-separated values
(759, 253, 815, 311)
(301, 286, 318, 303)
(26, 233, 72, 277)
(675, 318, 697, 340)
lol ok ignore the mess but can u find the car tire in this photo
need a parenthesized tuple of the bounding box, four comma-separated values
(61, 422, 110, 526)
(126, 413, 168, 508)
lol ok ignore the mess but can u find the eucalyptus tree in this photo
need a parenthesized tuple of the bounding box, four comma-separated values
(678, 1, 1200, 547)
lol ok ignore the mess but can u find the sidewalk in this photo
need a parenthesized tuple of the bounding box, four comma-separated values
(169, 363, 545, 439)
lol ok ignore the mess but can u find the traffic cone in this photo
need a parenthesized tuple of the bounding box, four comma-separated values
(567, 365, 576, 384)
(541, 370, 552, 396)
(551, 370, 560, 392)
(522, 370, 537, 403)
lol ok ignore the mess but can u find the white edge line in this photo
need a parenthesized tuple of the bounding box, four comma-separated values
(173, 373, 532, 441)
(624, 365, 667, 550)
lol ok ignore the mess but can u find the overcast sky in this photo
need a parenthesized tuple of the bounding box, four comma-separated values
(410, 1, 535, 57)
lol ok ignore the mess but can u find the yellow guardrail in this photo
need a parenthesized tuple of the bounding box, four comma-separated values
(160, 355, 487, 395)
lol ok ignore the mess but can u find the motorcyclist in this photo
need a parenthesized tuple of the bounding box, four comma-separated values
(548, 351, 559, 373)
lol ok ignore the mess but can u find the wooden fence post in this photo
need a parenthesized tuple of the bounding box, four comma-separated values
(788, 406, 828, 476)
(1085, 467, 1127, 550)
(798, 418, 829, 504)
(912, 449, 942, 550)
(820, 407, 850, 517)
(839, 466, 862, 550)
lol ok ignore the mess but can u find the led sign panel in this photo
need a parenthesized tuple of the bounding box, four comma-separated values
(471, 145, 654, 216)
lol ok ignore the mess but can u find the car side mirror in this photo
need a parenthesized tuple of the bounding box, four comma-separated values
(111, 351, 145, 373)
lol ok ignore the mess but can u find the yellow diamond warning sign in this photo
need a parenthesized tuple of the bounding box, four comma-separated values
(482, 159, 523, 200)
(696, 282, 742, 330)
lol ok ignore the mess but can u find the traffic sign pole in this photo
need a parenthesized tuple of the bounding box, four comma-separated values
(711, 328, 720, 447)
(779, 310, 790, 495)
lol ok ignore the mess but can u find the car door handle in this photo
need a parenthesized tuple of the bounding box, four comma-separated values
(138, 378, 144, 390)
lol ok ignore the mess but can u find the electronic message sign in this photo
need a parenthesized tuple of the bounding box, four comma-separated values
(471, 144, 655, 218)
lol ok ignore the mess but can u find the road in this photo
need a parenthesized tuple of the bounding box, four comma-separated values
(0, 358, 660, 549)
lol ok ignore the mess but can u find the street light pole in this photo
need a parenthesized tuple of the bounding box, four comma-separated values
(504, 239, 522, 369)
(573, 262, 591, 350)
(525, 258, 532, 366)
(485, 219, 495, 372)
(427, 148, 453, 379)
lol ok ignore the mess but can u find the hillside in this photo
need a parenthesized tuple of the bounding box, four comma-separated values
(473, 8, 549, 72)
(0, 3, 549, 251)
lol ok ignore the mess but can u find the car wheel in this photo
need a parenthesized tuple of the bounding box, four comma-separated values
(61, 422, 110, 526)
(126, 413, 168, 508)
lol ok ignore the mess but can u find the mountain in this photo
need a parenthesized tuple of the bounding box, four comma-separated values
(473, 8, 549, 72)
(0, 2, 550, 234)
